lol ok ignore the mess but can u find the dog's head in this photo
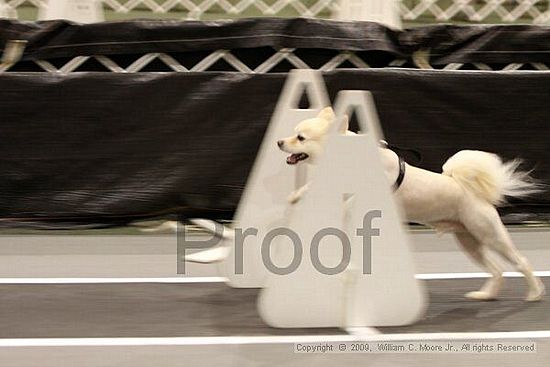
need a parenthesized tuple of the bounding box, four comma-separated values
(277, 107, 348, 165)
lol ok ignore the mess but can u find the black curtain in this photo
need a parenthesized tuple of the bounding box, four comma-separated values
(0, 69, 548, 227)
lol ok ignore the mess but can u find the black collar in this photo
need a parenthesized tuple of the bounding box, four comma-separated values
(392, 155, 406, 192)
(380, 140, 406, 192)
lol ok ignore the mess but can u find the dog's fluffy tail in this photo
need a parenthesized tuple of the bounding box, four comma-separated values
(442, 150, 542, 206)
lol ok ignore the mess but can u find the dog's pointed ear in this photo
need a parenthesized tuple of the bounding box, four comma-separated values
(317, 107, 334, 122)
(338, 114, 349, 134)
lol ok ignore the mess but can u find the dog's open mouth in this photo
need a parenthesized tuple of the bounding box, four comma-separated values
(286, 153, 309, 165)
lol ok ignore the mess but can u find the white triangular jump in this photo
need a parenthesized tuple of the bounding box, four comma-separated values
(218, 69, 330, 288)
(257, 90, 426, 328)
(187, 70, 426, 328)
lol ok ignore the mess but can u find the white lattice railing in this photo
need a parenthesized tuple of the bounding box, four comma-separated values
(2, 48, 549, 73)
(1, 0, 550, 23)
(401, 0, 550, 24)
(1, 0, 338, 19)
(0, 48, 395, 73)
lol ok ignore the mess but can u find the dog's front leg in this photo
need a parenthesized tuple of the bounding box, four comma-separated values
(288, 183, 310, 204)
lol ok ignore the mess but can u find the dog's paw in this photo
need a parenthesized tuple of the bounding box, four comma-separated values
(464, 291, 497, 301)
(287, 191, 301, 204)
(525, 283, 545, 302)
(287, 184, 310, 204)
(139, 220, 179, 233)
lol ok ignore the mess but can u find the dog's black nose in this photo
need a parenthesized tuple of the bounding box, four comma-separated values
(277, 140, 284, 148)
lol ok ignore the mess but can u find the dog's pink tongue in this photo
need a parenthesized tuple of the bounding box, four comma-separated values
(286, 154, 298, 165)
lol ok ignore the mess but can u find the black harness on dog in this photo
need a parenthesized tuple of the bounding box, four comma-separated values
(379, 140, 409, 192)
(392, 156, 406, 192)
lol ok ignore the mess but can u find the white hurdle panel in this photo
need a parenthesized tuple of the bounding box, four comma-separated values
(218, 69, 330, 288)
(258, 88, 426, 327)
(189, 69, 427, 328)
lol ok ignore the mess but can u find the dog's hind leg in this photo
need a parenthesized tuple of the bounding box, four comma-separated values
(461, 205, 545, 302)
(487, 228, 545, 302)
(454, 231, 503, 301)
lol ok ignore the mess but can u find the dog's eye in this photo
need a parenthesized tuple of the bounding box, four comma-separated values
(297, 135, 305, 142)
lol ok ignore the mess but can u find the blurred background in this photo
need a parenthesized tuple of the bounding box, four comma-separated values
(1, 1, 550, 366)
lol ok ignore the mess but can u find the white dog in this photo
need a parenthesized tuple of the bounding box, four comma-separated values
(277, 107, 545, 302)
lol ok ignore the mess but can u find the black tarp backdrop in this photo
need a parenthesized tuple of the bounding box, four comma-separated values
(0, 69, 549, 228)
(4, 18, 550, 67)
(0, 18, 549, 228)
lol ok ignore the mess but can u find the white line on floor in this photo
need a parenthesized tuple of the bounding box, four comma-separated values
(0, 277, 226, 284)
(344, 327, 380, 336)
(0, 271, 549, 284)
(416, 271, 550, 280)
(0, 331, 549, 347)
